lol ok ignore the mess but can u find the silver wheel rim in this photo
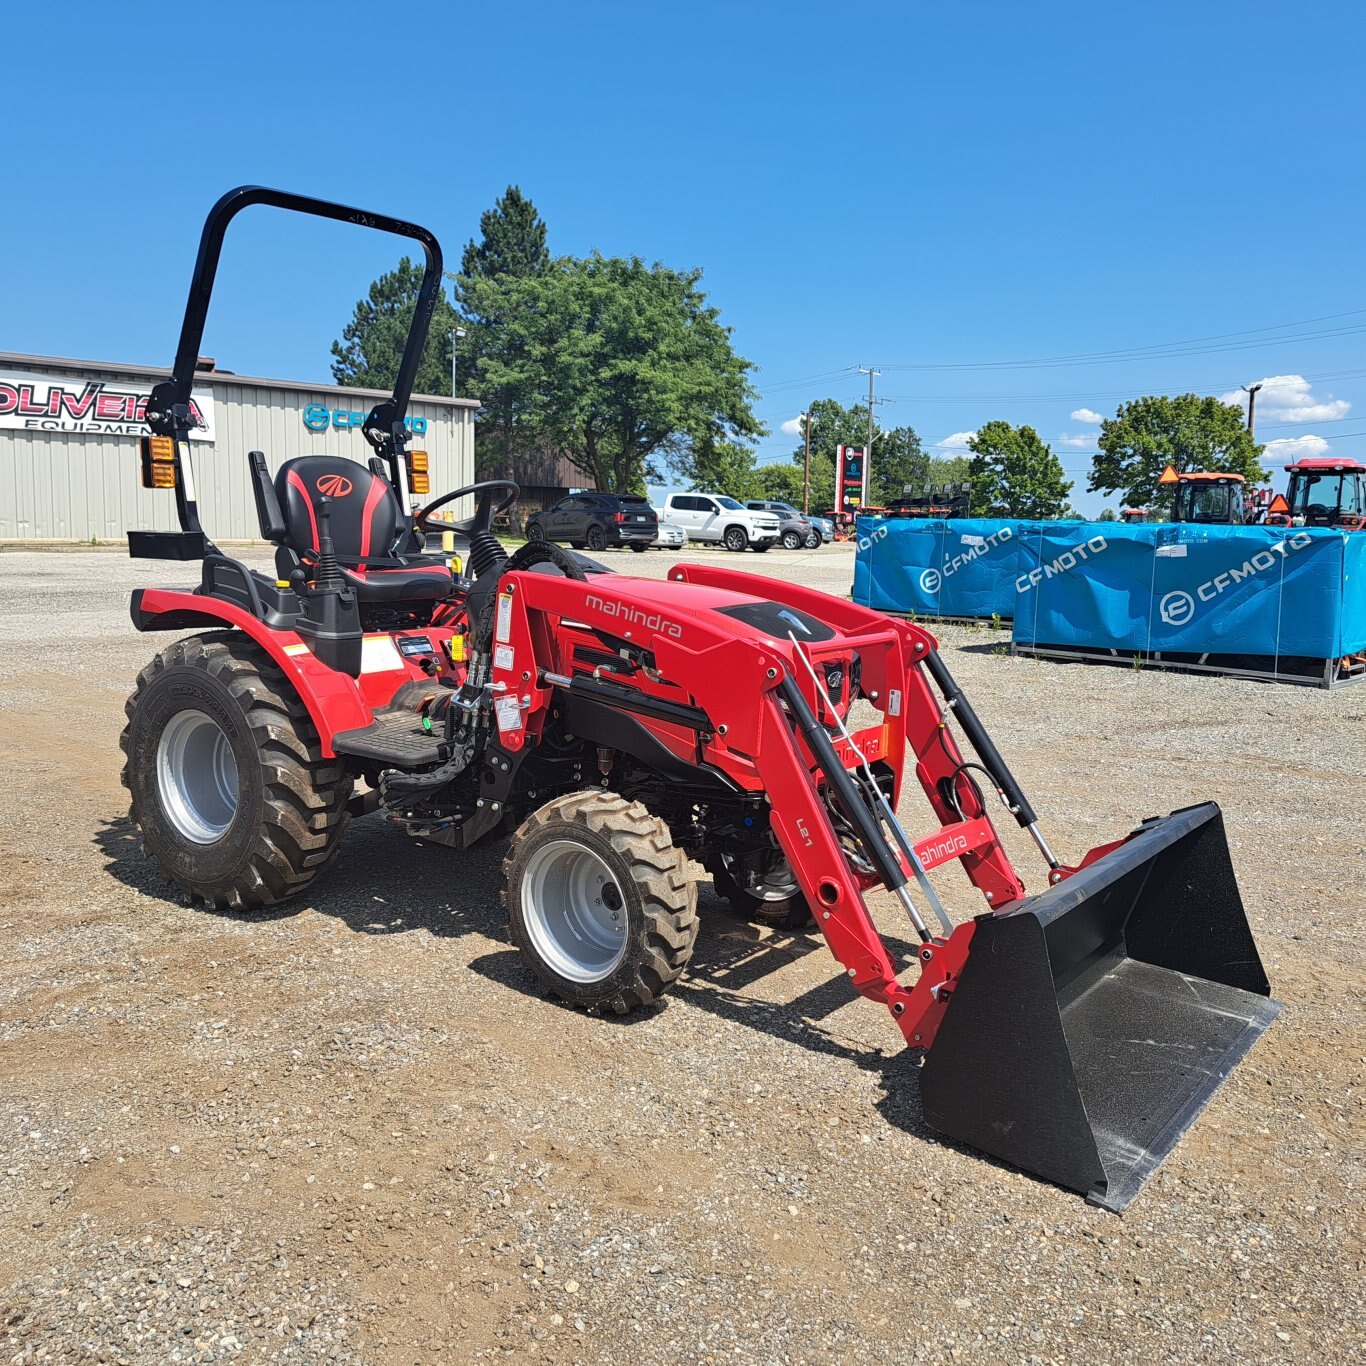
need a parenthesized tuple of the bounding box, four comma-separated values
(156, 708, 240, 844)
(726, 530, 745, 550)
(522, 839, 628, 983)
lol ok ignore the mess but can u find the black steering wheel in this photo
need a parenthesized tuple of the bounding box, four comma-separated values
(415, 480, 520, 537)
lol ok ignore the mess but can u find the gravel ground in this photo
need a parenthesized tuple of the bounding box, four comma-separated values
(0, 540, 1362, 1364)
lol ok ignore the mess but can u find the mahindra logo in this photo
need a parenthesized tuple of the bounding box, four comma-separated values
(584, 593, 683, 639)
(919, 832, 969, 868)
(316, 473, 354, 498)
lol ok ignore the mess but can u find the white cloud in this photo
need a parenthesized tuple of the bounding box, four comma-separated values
(1219, 374, 1351, 424)
(1262, 434, 1331, 462)
(779, 416, 804, 437)
(1058, 434, 1093, 449)
(1070, 408, 1104, 424)
(938, 431, 976, 451)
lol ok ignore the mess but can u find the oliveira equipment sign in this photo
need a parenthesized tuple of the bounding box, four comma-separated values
(0, 371, 216, 442)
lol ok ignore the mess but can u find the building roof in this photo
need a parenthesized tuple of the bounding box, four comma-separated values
(0, 351, 480, 410)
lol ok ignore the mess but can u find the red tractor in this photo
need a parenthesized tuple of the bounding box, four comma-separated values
(122, 188, 1279, 1211)
(1267, 456, 1366, 531)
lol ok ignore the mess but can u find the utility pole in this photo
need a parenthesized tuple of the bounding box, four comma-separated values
(1241, 381, 1263, 438)
(802, 411, 812, 514)
(857, 366, 882, 506)
(450, 327, 468, 398)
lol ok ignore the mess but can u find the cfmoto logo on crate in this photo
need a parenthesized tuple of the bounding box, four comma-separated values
(1017, 536, 1109, 594)
(919, 526, 1014, 594)
(1158, 532, 1314, 626)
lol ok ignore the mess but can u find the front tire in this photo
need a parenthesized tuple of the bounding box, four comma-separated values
(752, 539, 773, 553)
(505, 791, 698, 1013)
(804, 530, 821, 549)
(723, 525, 749, 552)
(120, 633, 351, 911)
(526, 521, 546, 542)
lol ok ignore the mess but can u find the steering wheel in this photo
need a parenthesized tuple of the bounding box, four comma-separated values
(415, 480, 520, 537)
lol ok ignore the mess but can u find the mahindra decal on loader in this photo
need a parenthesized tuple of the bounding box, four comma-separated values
(121, 186, 1280, 1211)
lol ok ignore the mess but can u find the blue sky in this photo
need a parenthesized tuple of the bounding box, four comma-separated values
(3, 0, 1363, 515)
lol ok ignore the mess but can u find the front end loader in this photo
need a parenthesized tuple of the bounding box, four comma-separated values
(121, 186, 1280, 1211)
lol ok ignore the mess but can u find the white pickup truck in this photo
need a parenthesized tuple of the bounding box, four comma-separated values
(660, 493, 781, 552)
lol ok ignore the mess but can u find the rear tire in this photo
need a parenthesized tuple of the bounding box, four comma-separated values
(587, 525, 608, 552)
(121, 633, 351, 911)
(505, 791, 698, 1013)
(629, 542, 649, 553)
(723, 525, 749, 552)
(570, 541, 586, 550)
(752, 540, 773, 553)
(781, 529, 803, 550)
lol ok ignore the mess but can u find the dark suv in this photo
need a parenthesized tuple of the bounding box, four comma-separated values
(527, 492, 660, 553)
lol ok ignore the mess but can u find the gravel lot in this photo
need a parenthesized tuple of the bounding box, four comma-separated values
(1, 540, 1362, 1363)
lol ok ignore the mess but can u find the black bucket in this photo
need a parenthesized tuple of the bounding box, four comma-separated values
(919, 802, 1281, 1211)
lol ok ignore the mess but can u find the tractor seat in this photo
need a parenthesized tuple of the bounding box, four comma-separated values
(261, 454, 451, 603)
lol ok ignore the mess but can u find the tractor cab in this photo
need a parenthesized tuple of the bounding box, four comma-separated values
(1119, 507, 1147, 524)
(1168, 471, 1248, 524)
(1276, 457, 1366, 530)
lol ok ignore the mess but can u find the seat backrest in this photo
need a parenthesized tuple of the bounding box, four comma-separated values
(276, 456, 401, 562)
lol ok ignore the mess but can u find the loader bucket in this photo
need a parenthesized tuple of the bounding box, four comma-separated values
(919, 802, 1280, 1211)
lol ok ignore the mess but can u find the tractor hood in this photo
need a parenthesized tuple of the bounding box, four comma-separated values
(589, 572, 841, 647)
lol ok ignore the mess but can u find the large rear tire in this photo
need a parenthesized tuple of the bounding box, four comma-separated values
(120, 633, 351, 911)
(505, 791, 698, 1013)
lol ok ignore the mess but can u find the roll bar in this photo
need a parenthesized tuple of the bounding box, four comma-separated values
(148, 184, 443, 451)
(143, 186, 444, 547)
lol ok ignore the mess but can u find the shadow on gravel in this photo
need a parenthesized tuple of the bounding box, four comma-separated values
(97, 811, 966, 1152)
(94, 810, 512, 939)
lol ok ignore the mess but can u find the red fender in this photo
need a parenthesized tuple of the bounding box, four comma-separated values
(130, 587, 373, 755)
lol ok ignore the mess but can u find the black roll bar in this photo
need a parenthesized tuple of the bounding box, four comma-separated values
(142, 186, 445, 548)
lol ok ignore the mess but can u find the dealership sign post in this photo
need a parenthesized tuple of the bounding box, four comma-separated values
(837, 444, 865, 514)
(0, 371, 216, 441)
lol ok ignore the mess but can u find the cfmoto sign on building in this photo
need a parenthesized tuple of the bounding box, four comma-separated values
(302, 404, 428, 436)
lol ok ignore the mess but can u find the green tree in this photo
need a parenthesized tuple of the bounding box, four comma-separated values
(452, 187, 553, 464)
(458, 185, 549, 286)
(968, 421, 1073, 517)
(1097, 507, 1119, 522)
(330, 257, 459, 394)
(676, 437, 760, 499)
(478, 253, 762, 491)
(927, 454, 972, 486)
(1089, 394, 1265, 514)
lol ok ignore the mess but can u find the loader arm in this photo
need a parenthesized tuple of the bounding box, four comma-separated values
(492, 568, 1002, 1048)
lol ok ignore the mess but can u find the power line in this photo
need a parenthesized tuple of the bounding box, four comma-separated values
(875, 308, 1366, 372)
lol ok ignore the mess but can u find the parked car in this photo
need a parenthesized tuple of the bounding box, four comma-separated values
(526, 492, 659, 553)
(650, 517, 688, 550)
(660, 494, 781, 552)
(744, 499, 824, 549)
(807, 514, 835, 543)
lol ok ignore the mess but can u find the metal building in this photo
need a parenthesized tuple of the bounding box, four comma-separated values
(0, 352, 476, 542)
